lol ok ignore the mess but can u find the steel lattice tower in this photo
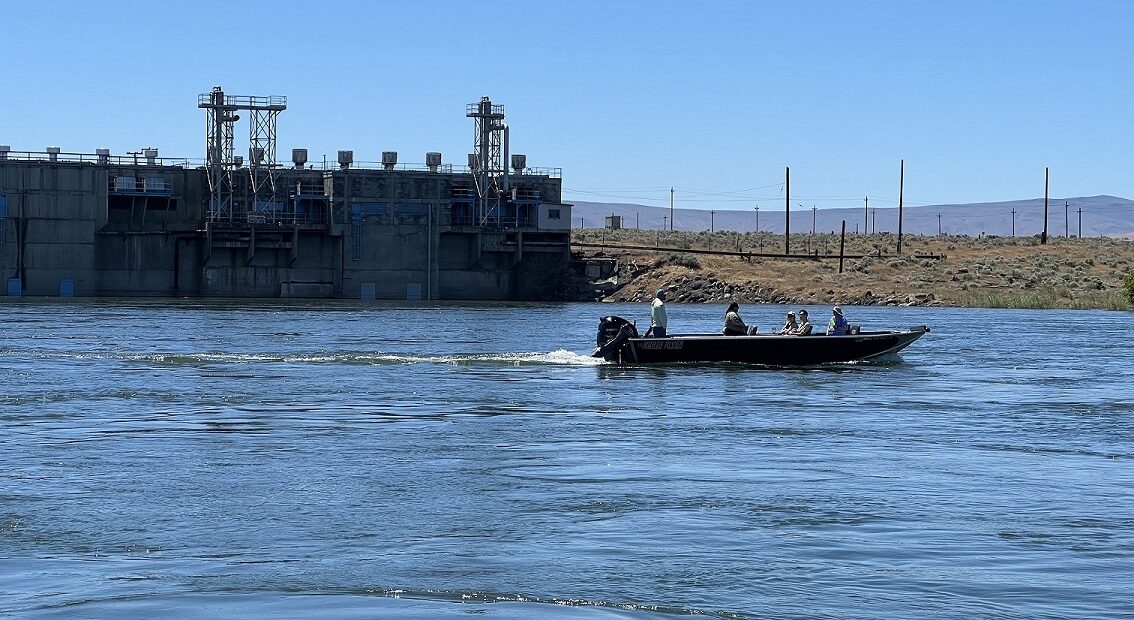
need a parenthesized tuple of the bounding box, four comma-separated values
(198, 86, 287, 221)
(466, 96, 505, 224)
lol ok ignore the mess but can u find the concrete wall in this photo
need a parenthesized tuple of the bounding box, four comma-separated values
(1, 159, 568, 300)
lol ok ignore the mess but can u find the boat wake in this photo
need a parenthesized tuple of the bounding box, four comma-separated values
(1, 347, 605, 367)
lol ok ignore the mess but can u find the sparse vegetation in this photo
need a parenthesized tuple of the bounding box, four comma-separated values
(653, 252, 701, 270)
(573, 229, 1134, 310)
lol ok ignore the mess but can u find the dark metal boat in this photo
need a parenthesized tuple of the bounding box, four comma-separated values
(592, 315, 929, 365)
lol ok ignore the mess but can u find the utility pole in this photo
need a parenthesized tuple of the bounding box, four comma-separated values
(754, 205, 759, 232)
(1077, 207, 1082, 238)
(669, 186, 674, 231)
(1011, 208, 1016, 237)
(1064, 200, 1069, 237)
(937, 213, 942, 236)
(710, 210, 715, 234)
(580, 217, 584, 229)
(811, 205, 817, 235)
(871, 208, 876, 234)
(838, 220, 846, 273)
(1041, 167, 1049, 244)
(662, 215, 668, 231)
(897, 158, 905, 253)
(864, 195, 869, 235)
(785, 166, 791, 255)
(636, 211, 639, 230)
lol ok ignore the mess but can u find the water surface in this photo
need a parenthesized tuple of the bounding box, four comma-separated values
(1, 300, 1131, 618)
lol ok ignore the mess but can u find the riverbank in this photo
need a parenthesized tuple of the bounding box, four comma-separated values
(573, 230, 1134, 310)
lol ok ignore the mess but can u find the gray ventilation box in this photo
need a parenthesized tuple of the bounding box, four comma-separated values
(0, 145, 9, 161)
(425, 151, 442, 172)
(382, 151, 397, 171)
(143, 148, 158, 165)
(467, 153, 479, 170)
(337, 150, 353, 169)
(510, 154, 527, 172)
(47, 146, 61, 162)
(292, 148, 308, 168)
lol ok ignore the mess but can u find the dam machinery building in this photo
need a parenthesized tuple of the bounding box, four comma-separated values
(0, 88, 571, 300)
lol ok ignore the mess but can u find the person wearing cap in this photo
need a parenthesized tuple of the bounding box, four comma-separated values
(795, 309, 813, 335)
(721, 301, 749, 336)
(826, 306, 849, 335)
(648, 288, 668, 337)
(779, 311, 798, 335)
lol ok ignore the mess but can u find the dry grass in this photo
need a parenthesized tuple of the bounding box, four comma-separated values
(575, 230, 1134, 310)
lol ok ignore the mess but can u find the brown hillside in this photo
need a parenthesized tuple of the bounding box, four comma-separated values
(574, 230, 1134, 310)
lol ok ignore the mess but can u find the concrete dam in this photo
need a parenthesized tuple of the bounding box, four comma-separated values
(0, 90, 572, 300)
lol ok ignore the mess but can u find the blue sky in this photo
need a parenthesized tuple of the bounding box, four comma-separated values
(2, 1, 1131, 212)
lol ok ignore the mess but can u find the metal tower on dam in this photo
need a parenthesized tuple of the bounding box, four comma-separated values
(466, 96, 506, 225)
(198, 86, 287, 221)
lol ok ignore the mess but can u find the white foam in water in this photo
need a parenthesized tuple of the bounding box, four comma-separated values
(18, 348, 607, 367)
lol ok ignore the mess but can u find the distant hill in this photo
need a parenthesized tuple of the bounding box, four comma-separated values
(568, 195, 1134, 238)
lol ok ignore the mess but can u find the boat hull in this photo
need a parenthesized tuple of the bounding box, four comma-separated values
(601, 328, 928, 365)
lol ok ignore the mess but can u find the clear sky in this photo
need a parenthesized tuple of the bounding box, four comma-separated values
(2, 1, 1131, 212)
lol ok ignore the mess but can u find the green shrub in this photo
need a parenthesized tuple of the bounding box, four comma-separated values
(1124, 271, 1134, 305)
(654, 252, 701, 270)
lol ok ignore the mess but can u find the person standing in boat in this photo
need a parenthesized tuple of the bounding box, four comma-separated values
(648, 288, 668, 337)
(722, 301, 749, 336)
(779, 312, 798, 335)
(795, 309, 813, 335)
(826, 306, 849, 335)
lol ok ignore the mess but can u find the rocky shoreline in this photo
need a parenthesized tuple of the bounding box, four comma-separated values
(572, 233, 1133, 310)
(606, 272, 942, 307)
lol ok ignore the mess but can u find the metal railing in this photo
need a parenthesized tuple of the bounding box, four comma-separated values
(0, 149, 199, 167)
(450, 214, 538, 228)
(197, 93, 286, 110)
(0, 150, 562, 178)
(108, 176, 173, 194)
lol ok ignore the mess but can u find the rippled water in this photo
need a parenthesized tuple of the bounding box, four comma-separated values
(1, 300, 1131, 619)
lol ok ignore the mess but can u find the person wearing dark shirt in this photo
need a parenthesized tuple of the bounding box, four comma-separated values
(826, 306, 849, 335)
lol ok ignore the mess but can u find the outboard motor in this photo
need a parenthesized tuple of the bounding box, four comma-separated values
(593, 315, 638, 361)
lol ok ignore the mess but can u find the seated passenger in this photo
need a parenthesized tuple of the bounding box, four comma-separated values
(722, 301, 749, 336)
(826, 306, 849, 335)
(795, 309, 813, 335)
(779, 312, 798, 335)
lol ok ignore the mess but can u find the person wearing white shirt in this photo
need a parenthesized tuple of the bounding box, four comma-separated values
(649, 288, 668, 337)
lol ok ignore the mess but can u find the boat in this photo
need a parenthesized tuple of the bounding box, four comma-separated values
(592, 315, 929, 365)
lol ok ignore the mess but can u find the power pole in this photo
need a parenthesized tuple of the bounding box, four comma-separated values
(1077, 207, 1082, 238)
(662, 215, 667, 231)
(864, 195, 869, 235)
(754, 205, 759, 232)
(1064, 200, 1069, 237)
(1041, 167, 1049, 244)
(669, 186, 674, 231)
(1011, 208, 1016, 237)
(710, 210, 715, 234)
(897, 158, 905, 253)
(785, 166, 791, 255)
(636, 211, 639, 230)
(871, 208, 876, 234)
(937, 212, 942, 236)
(811, 205, 817, 235)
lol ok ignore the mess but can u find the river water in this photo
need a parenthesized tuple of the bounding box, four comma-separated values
(1, 300, 1131, 619)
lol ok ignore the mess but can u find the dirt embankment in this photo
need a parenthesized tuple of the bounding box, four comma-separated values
(574, 231, 1134, 310)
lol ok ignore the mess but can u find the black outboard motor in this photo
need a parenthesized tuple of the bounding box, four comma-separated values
(593, 315, 638, 361)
